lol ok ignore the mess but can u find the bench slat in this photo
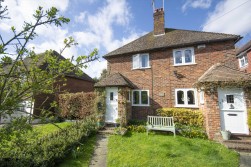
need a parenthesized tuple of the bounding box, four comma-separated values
(147, 116, 176, 136)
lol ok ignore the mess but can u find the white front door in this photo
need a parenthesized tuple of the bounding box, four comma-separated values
(105, 87, 118, 123)
(218, 88, 249, 134)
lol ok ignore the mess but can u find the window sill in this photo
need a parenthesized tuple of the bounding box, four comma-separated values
(173, 63, 197, 67)
(132, 104, 150, 107)
(240, 64, 248, 69)
(132, 67, 151, 70)
(174, 105, 199, 108)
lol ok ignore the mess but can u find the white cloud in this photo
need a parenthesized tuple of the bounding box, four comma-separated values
(1, 0, 143, 78)
(74, 12, 87, 23)
(203, 0, 251, 36)
(182, 0, 212, 12)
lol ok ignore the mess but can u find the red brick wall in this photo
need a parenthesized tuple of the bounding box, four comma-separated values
(34, 76, 94, 116)
(246, 50, 251, 73)
(106, 41, 236, 120)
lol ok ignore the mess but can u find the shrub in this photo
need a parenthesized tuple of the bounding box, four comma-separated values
(127, 125, 146, 133)
(128, 120, 147, 126)
(58, 92, 96, 119)
(176, 123, 207, 139)
(0, 115, 98, 167)
(156, 108, 204, 127)
(248, 108, 251, 131)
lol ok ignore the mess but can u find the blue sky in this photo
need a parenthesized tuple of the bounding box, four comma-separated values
(1, 0, 251, 78)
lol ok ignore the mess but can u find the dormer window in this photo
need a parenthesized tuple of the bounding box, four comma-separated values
(238, 53, 248, 68)
(132, 54, 150, 69)
(173, 48, 195, 66)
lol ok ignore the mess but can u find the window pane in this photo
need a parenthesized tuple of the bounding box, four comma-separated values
(226, 95, 234, 103)
(175, 51, 182, 64)
(244, 55, 248, 64)
(133, 55, 139, 69)
(141, 55, 149, 68)
(110, 92, 114, 101)
(141, 91, 148, 105)
(185, 50, 192, 63)
(187, 90, 195, 105)
(177, 90, 184, 104)
(133, 91, 140, 104)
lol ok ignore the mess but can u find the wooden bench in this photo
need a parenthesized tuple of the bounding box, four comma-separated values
(146, 116, 176, 136)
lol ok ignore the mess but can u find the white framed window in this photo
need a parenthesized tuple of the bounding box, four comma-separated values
(132, 90, 149, 106)
(175, 88, 198, 107)
(238, 53, 248, 68)
(173, 47, 195, 66)
(200, 90, 204, 104)
(132, 54, 150, 69)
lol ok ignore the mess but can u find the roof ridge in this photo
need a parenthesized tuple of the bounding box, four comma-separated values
(167, 28, 241, 37)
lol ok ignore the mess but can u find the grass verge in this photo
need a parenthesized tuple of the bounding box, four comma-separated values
(108, 132, 239, 167)
(57, 134, 96, 167)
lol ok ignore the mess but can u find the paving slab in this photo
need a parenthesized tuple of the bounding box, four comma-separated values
(89, 134, 108, 167)
(239, 152, 251, 167)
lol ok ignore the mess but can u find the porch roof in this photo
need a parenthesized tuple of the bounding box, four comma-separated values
(195, 63, 251, 88)
(94, 73, 135, 88)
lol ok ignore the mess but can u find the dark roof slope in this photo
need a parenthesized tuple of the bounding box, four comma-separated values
(94, 73, 135, 88)
(198, 63, 251, 82)
(236, 40, 251, 55)
(104, 28, 241, 57)
(3, 51, 94, 82)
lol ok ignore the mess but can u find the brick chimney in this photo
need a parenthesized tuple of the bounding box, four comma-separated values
(153, 8, 165, 36)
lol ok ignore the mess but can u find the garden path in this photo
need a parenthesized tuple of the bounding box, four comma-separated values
(239, 152, 251, 167)
(89, 134, 108, 167)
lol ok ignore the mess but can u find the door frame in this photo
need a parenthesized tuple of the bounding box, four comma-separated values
(218, 88, 249, 134)
(105, 87, 118, 123)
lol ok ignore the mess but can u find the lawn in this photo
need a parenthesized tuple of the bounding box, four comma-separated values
(32, 122, 72, 138)
(57, 135, 97, 167)
(108, 132, 239, 167)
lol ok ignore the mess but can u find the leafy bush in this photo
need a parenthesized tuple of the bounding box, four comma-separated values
(176, 123, 207, 139)
(127, 125, 146, 133)
(0, 115, 98, 167)
(58, 92, 96, 119)
(248, 108, 251, 131)
(156, 108, 204, 127)
(128, 120, 147, 126)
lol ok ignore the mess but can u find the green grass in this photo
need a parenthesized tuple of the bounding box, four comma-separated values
(57, 135, 97, 167)
(108, 132, 239, 167)
(32, 122, 72, 138)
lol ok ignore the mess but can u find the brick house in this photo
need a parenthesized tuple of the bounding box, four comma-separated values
(0, 51, 94, 123)
(237, 40, 251, 73)
(95, 8, 251, 139)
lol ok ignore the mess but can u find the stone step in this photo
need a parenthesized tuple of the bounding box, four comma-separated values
(231, 134, 251, 140)
(223, 142, 251, 153)
(224, 140, 251, 145)
(98, 127, 116, 135)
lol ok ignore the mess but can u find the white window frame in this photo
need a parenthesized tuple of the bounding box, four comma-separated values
(175, 88, 198, 108)
(173, 47, 195, 66)
(238, 53, 248, 68)
(132, 53, 150, 69)
(200, 90, 204, 104)
(132, 90, 150, 106)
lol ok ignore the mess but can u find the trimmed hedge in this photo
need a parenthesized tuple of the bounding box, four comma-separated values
(58, 92, 96, 119)
(156, 108, 204, 127)
(0, 116, 98, 167)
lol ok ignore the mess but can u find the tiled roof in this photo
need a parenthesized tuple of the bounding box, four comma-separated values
(197, 63, 251, 83)
(3, 51, 94, 82)
(104, 28, 241, 57)
(94, 73, 135, 88)
(236, 40, 251, 55)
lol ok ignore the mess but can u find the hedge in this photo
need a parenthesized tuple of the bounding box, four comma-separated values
(58, 92, 96, 119)
(0, 115, 98, 167)
(156, 108, 204, 127)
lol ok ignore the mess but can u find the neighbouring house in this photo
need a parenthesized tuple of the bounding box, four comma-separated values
(0, 51, 95, 123)
(95, 7, 251, 139)
(237, 40, 251, 73)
